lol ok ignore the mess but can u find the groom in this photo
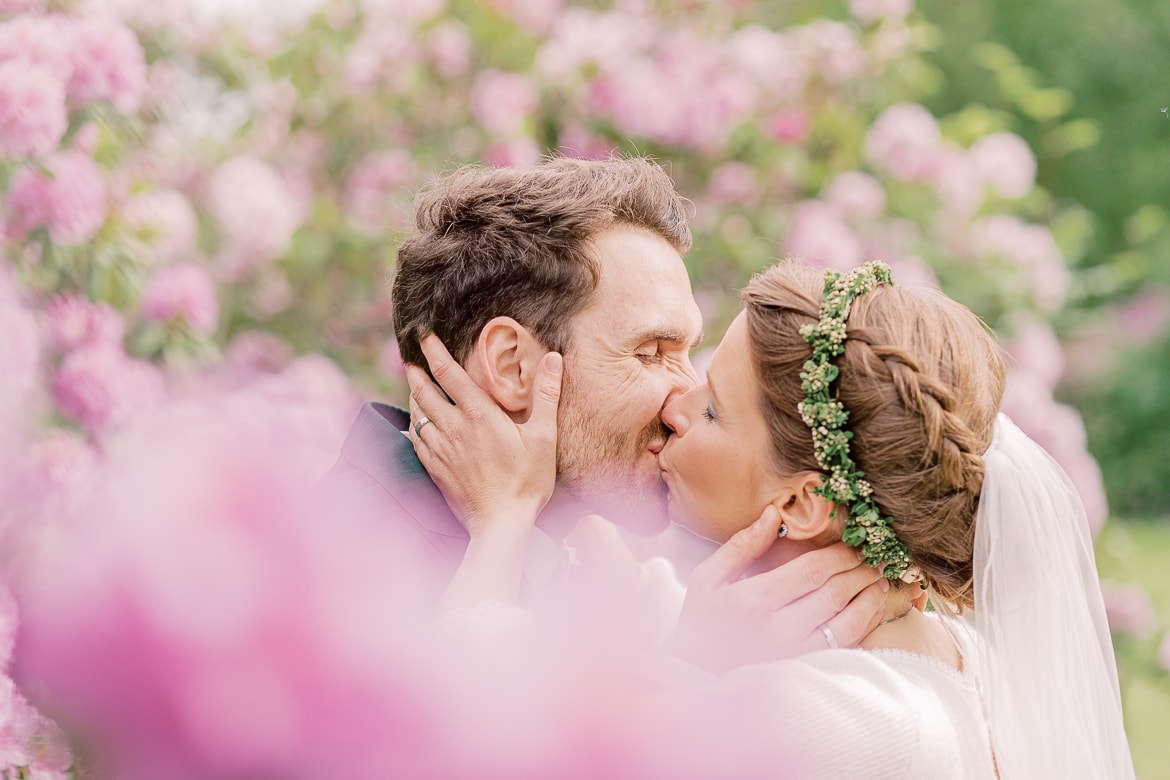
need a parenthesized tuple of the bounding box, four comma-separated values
(325, 156, 889, 668)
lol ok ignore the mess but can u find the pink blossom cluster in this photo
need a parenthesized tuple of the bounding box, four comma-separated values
(0, 12, 145, 159)
(208, 155, 302, 277)
(5, 150, 107, 245)
(1099, 581, 1156, 638)
(141, 262, 220, 334)
(51, 345, 165, 438)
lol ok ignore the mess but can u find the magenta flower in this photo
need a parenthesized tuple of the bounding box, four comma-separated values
(45, 294, 125, 352)
(6, 150, 107, 246)
(1099, 581, 1156, 638)
(343, 150, 416, 234)
(783, 200, 865, 271)
(52, 346, 164, 437)
(0, 15, 72, 80)
(822, 171, 886, 221)
(849, 0, 913, 25)
(864, 103, 942, 182)
(471, 70, 540, 137)
(208, 155, 300, 275)
(65, 16, 147, 114)
(141, 263, 219, 334)
(0, 61, 68, 158)
(969, 132, 1036, 200)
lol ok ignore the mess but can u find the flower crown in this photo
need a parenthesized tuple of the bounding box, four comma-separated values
(797, 261, 913, 582)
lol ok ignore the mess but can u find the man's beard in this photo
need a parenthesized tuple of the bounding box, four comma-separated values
(555, 375, 671, 535)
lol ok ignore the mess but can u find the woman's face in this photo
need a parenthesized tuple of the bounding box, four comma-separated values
(658, 311, 785, 543)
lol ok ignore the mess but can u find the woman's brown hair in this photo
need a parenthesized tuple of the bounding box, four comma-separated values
(742, 260, 1006, 608)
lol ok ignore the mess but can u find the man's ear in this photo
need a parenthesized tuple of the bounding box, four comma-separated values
(771, 472, 840, 544)
(471, 316, 546, 418)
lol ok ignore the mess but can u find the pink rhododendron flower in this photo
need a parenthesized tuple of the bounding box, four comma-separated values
(1099, 581, 1155, 638)
(121, 188, 199, 263)
(485, 136, 543, 169)
(471, 70, 540, 137)
(849, 0, 913, 25)
(141, 263, 219, 334)
(426, 19, 472, 78)
(932, 143, 984, 216)
(0, 15, 71, 80)
(707, 161, 762, 206)
(0, 298, 43, 440)
(798, 20, 867, 84)
(764, 108, 811, 144)
(1113, 284, 1170, 345)
(343, 150, 416, 234)
(822, 171, 886, 221)
(969, 132, 1036, 199)
(557, 124, 613, 161)
(6, 150, 106, 245)
(0, 0, 47, 11)
(0, 677, 37, 770)
(44, 294, 125, 352)
(1001, 371, 1107, 533)
(65, 15, 146, 114)
(488, 0, 562, 35)
(0, 61, 68, 157)
(379, 338, 405, 379)
(1004, 316, 1065, 391)
(969, 215, 1069, 313)
(783, 200, 864, 271)
(52, 346, 164, 437)
(208, 155, 300, 275)
(224, 331, 293, 378)
(727, 25, 808, 102)
(864, 103, 942, 182)
(11, 429, 99, 527)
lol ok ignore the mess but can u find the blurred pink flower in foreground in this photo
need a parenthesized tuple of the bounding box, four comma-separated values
(45, 294, 125, 352)
(65, 15, 146, 114)
(1100, 581, 1156, 638)
(52, 346, 164, 437)
(6, 150, 106, 245)
(141, 263, 219, 334)
(0, 14, 71, 79)
(0, 61, 67, 157)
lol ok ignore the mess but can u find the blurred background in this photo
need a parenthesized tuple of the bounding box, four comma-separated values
(0, 0, 1167, 776)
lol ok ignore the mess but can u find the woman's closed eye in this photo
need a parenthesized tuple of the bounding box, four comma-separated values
(701, 397, 718, 422)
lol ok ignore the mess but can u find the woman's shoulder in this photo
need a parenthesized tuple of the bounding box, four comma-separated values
(708, 647, 992, 779)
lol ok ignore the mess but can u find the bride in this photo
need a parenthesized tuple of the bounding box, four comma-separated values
(406, 258, 1134, 778)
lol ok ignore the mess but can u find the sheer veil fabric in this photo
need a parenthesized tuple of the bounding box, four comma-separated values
(963, 414, 1134, 779)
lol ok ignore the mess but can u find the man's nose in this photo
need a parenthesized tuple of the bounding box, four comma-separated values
(661, 391, 686, 435)
(672, 353, 699, 391)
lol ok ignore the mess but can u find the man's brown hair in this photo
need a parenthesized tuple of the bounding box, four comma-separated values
(741, 260, 1006, 609)
(392, 156, 692, 368)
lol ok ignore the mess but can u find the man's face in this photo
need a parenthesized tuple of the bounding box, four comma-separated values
(556, 225, 704, 534)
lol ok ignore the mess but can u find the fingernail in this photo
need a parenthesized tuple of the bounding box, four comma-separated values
(547, 352, 562, 374)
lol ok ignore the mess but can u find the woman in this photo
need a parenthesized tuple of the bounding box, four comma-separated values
(407, 259, 1134, 779)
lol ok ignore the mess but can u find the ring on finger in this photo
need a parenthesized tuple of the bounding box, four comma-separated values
(413, 416, 432, 437)
(819, 624, 839, 649)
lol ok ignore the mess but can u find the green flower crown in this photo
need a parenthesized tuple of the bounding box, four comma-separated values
(797, 261, 912, 582)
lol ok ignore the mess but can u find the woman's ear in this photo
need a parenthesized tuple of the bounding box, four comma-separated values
(471, 316, 546, 418)
(771, 472, 840, 544)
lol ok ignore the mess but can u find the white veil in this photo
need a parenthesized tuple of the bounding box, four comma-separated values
(971, 413, 1134, 778)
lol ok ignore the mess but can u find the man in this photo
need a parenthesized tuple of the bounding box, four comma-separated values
(326, 156, 889, 668)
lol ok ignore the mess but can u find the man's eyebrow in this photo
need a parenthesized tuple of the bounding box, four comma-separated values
(640, 329, 704, 350)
